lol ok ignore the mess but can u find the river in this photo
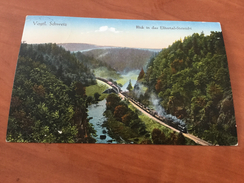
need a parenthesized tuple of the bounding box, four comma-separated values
(87, 99, 117, 143)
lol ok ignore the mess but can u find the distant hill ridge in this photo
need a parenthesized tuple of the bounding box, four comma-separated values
(59, 43, 161, 72)
(58, 43, 161, 52)
(82, 47, 158, 72)
(58, 43, 107, 52)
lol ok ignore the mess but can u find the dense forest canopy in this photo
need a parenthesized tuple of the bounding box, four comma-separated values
(132, 31, 237, 145)
(7, 43, 97, 143)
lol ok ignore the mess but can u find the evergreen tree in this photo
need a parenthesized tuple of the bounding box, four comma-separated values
(126, 80, 133, 91)
(137, 68, 145, 81)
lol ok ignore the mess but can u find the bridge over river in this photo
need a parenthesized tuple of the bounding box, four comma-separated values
(96, 77, 212, 146)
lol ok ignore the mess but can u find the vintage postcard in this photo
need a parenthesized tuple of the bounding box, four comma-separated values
(6, 16, 238, 145)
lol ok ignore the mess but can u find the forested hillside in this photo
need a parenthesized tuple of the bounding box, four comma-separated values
(135, 32, 237, 145)
(82, 48, 156, 72)
(7, 43, 96, 143)
(75, 51, 121, 80)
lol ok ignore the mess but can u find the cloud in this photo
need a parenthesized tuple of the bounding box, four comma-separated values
(96, 26, 120, 33)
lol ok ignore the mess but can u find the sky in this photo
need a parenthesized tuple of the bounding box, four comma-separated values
(22, 16, 222, 49)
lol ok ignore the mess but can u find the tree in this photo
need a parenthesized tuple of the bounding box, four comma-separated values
(106, 94, 121, 111)
(57, 65, 63, 79)
(121, 113, 132, 125)
(114, 105, 128, 121)
(176, 133, 186, 145)
(126, 80, 133, 91)
(137, 68, 145, 81)
(86, 96, 93, 104)
(140, 139, 152, 144)
(94, 92, 101, 101)
(74, 82, 86, 98)
(151, 128, 166, 144)
(155, 79, 163, 93)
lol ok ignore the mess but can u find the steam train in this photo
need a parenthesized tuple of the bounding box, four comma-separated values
(96, 77, 187, 133)
(126, 96, 188, 133)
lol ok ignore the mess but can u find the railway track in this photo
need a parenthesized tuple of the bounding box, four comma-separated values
(97, 77, 212, 146)
(127, 97, 212, 146)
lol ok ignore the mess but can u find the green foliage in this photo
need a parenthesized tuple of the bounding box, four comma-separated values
(94, 92, 101, 101)
(142, 31, 237, 145)
(19, 43, 96, 86)
(106, 93, 121, 112)
(126, 80, 133, 91)
(103, 94, 149, 144)
(151, 128, 186, 145)
(102, 110, 139, 144)
(7, 43, 96, 143)
(151, 128, 166, 144)
(114, 105, 128, 121)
